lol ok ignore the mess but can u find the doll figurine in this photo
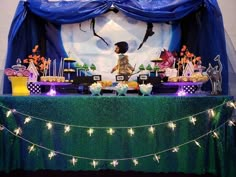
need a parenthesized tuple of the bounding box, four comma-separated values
(111, 41, 135, 81)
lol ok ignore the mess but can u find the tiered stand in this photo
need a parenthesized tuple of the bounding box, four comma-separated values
(64, 58, 76, 82)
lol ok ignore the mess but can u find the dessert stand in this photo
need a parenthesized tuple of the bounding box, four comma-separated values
(36, 82, 71, 96)
(162, 81, 206, 96)
(64, 58, 76, 82)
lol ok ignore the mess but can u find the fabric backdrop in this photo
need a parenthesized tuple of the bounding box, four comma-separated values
(3, 0, 228, 94)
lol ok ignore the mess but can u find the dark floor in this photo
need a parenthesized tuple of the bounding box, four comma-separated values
(0, 170, 220, 177)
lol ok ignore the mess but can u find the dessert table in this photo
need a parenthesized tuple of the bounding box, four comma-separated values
(0, 95, 235, 177)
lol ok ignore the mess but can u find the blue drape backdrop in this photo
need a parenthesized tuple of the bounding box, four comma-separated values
(4, 0, 228, 94)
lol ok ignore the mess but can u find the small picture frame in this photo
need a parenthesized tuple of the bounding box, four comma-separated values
(139, 74, 148, 81)
(93, 75, 102, 81)
(116, 75, 126, 81)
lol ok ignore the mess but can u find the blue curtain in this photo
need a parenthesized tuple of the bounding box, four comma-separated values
(4, 0, 228, 94)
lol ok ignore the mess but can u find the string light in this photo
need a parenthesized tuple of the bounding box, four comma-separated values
(0, 116, 234, 165)
(107, 128, 115, 135)
(1, 100, 232, 134)
(6, 110, 11, 117)
(194, 140, 201, 148)
(208, 109, 215, 118)
(228, 120, 235, 127)
(0, 99, 235, 165)
(90, 160, 98, 168)
(128, 128, 135, 136)
(70, 157, 78, 166)
(111, 160, 119, 167)
(46, 122, 53, 130)
(24, 116, 32, 124)
(226, 101, 236, 109)
(28, 145, 36, 153)
(168, 121, 176, 131)
(0, 125, 4, 131)
(189, 116, 197, 125)
(87, 128, 94, 136)
(212, 131, 219, 139)
(148, 126, 155, 134)
(64, 125, 71, 133)
(153, 154, 160, 163)
(6, 109, 16, 118)
(48, 151, 56, 160)
(14, 127, 22, 136)
(132, 159, 139, 166)
(172, 147, 179, 152)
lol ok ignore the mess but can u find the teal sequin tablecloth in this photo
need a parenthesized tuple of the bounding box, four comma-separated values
(0, 95, 235, 177)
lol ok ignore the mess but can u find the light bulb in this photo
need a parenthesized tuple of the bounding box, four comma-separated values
(14, 127, 22, 136)
(64, 125, 71, 133)
(90, 160, 98, 168)
(228, 120, 235, 126)
(87, 128, 94, 136)
(132, 159, 139, 166)
(6, 109, 16, 118)
(212, 131, 219, 139)
(172, 147, 179, 152)
(128, 128, 135, 136)
(148, 126, 155, 134)
(153, 154, 160, 163)
(24, 117, 32, 124)
(46, 122, 53, 130)
(28, 145, 35, 153)
(226, 101, 236, 109)
(208, 109, 215, 118)
(107, 128, 115, 135)
(111, 160, 119, 167)
(48, 151, 56, 160)
(0, 125, 4, 131)
(189, 116, 197, 125)
(194, 140, 201, 148)
(168, 122, 176, 131)
(70, 157, 78, 166)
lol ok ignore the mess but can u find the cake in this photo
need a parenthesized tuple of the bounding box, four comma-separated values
(151, 58, 163, 63)
(40, 76, 65, 82)
(167, 73, 209, 83)
(64, 68, 75, 72)
(64, 57, 76, 62)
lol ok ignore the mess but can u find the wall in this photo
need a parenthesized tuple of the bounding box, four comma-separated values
(218, 0, 236, 48)
(0, 0, 18, 93)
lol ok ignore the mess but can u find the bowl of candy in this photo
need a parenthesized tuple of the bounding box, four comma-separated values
(115, 83, 129, 96)
(139, 83, 153, 96)
(89, 82, 102, 96)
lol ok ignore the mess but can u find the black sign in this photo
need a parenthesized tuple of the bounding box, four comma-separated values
(93, 75, 102, 81)
(116, 75, 126, 81)
(139, 74, 148, 81)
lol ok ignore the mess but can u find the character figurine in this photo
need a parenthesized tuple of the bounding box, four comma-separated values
(111, 41, 135, 81)
(206, 55, 222, 95)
